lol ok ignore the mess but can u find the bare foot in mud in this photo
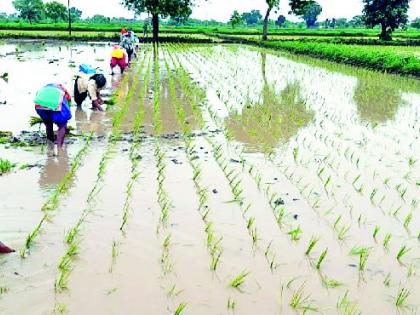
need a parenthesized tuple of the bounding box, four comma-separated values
(0, 241, 15, 254)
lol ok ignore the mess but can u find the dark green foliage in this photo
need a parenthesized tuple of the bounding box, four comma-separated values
(362, 0, 410, 40)
(276, 15, 286, 27)
(69, 7, 82, 22)
(230, 10, 243, 28)
(242, 10, 262, 25)
(12, 0, 44, 23)
(412, 17, 420, 29)
(45, 1, 67, 23)
(122, 0, 198, 40)
(301, 2, 322, 28)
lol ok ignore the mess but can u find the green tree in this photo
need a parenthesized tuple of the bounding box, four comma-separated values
(411, 18, 420, 29)
(262, 0, 280, 40)
(335, 18, 348, 28)
(230, 10, 243, 28)
(12, 0, 44, 23)
(300, 1, 322, 28)
(123, 0, 200, 42)
(263, 0, 314, 40)
(88, 14, 111, 23)
(70, 7, 82, 21)
(45, 1, 67, 22)
(275, 15, 286, 27)
(349, 15, 365, 27)
(362, 0, 410, 40)
(242, 10, 262, 25)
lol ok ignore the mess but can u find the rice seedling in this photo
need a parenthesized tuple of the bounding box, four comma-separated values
(305, 236, 320, 256)
(28, 115, 43, 128)
(403, 212, 412, 230)
(167, 284, 183, 297)
(369, 188, 378, 205)
(337, 224, 351, 241)
(396, 245, 410, 262)
(336, 291, 361, 315)
(289, 284, 318, 313)
(288, 226, 302, 241)
(109, 240, 119, 273)
(383, 273, 391, 287)
(0, 158, 15, 174)
(383, 233, 392, 249)
(174, 302, 187, 315)
(321, 276, 344, 289)
(227, 297, 236, 310)
(316, 248, 328, 270)
(349, 246, 371, 271)
(395, 287, 410, 308)
(358, 249, 370, 271)
(229, 270, 250, 289)
(0, 286, 9, 294)
(53, 302, 67, 314)
(373, 226, 380, 240)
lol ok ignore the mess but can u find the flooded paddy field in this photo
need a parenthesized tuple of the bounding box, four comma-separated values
(1, 41, 420, 315)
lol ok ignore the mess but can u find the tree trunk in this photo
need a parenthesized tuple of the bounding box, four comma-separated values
(380, 22, 391, 41)
(68, 0, 72, 36)
(152, 13, 159, 43)
(262, 7, 272, 41)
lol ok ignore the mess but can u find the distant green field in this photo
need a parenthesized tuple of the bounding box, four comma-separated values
(0, 22, 419, 39)
(0, 22, 418, 76)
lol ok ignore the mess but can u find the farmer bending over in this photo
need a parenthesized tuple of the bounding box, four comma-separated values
(74, 73, 107, 111)
(110, 45, 128, 74)
(0, 241, 14, 254)
(34, 84, 72, 147)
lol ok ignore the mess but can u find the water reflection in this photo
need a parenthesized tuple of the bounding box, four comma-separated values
(38, 146, 70, 190)
(226, 52, 314, 152)
(75, 107, 109, 136)
(353, 74, 406, 125)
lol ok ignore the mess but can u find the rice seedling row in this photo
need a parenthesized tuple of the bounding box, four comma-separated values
(168, 45, 349, 312)
(167, 43, 420, 312)
(53, 54, 147, 295)
(22, 133, 93, 256)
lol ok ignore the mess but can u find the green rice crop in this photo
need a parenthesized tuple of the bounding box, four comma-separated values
(0, 158, 15, 174)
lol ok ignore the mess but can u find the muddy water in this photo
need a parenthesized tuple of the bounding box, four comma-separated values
(1, 42, 420, 315)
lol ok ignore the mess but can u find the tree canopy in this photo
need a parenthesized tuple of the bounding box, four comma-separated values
(300, 1, 322, 28)
(362, 0, 410, 40)
(229, 10, 243, 28)
(412, 17, 420, 29)
(12, 0, 44, 23)
(45, 1, 67, 22)
(70, 7, 82, 22)
(242, 10, 262, 25)
(262, 0, 316, 40)
(276, 15, 286, 27)
(123, 0, 199, 41)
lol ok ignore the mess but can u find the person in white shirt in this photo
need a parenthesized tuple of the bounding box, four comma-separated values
(73, 74, 107, 111)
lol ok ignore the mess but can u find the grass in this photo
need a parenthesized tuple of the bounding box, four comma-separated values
(0, 158, 15, 174)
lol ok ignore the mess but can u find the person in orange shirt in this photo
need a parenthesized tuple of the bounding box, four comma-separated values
(110, 45, 128, 75)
